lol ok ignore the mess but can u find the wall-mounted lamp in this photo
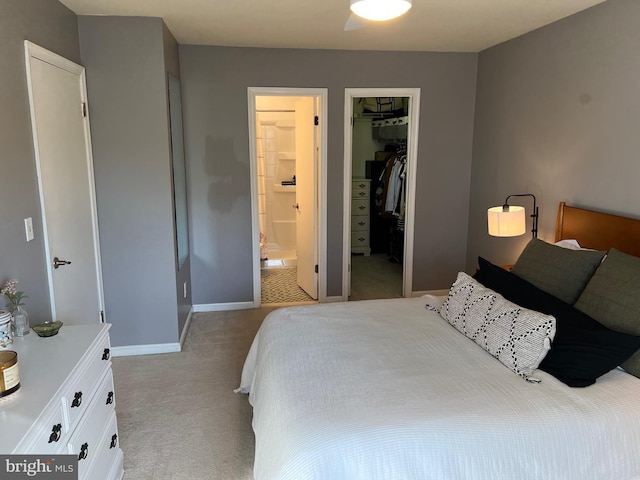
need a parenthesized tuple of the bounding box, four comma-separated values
(487, 194, 539, 238)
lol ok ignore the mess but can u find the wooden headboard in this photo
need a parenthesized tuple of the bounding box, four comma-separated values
(555, 202, 640, 257)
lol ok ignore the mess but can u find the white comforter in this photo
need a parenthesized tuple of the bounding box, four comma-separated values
(239, 297, 640, 480)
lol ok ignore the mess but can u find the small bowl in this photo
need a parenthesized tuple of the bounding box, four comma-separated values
(32, 321, 63, 337)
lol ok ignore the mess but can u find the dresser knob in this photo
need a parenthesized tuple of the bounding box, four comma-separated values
(48, 423, 62, 443)
(106, 391, 114, 405)
(359, 191, 366, 196)
(78, 443, 89, 461)
(358, 205, 365, 211)
(71, 391, 83, 408)
(358, 222, 365, 226)
(110, 434, 118, 449)
(102, 348, 111, 360)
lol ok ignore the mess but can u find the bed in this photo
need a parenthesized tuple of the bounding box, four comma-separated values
(238, 202, 640, 480)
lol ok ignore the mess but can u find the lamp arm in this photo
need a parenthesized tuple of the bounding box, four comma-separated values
(503, 194, 538, 238)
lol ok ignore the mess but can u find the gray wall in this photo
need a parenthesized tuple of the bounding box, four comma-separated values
(179, 46, 478, 302)
(78, 16, 180, 347)
(163, 22, 193, 337)
(467, 0, 640, 270)
(0, 0, 80, 321)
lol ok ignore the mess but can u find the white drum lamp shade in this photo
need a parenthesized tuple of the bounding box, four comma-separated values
(487, 206, 526, 237)
(350, 0, 412, 21)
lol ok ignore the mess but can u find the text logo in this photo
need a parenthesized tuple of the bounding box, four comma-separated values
(0, 456, 77, 479)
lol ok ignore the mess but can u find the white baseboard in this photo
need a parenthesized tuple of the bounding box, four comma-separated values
(412, 289, 450, 297)
(193, 301, 255, 312)
(111, 342, 181, 357)
(179, 306, 194, 348)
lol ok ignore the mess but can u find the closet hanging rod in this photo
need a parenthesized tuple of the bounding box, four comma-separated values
(256, 109, 295, 113)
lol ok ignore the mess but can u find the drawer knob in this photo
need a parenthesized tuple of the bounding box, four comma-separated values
(78, 443, 89, 461)
(358, 205, 365, 211)
(110, 433, 118, 449)
(71, 391, 83, 408)
(358, 183, 366, 188)
(358, 222, 365, 226)
(106, 391, 114, 405)
(102, 348, 111, 361)
(48, 423, 62, 443)
(359, 191, 366, 196)
(358, 237, 365, 242)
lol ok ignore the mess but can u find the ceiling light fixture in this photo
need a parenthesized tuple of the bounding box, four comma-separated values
(350, 0, 412, 21)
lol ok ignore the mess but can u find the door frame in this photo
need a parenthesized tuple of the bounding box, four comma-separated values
(24, 41, 105, 321)
(247, 87, 328, 306)
(342, 88, 421, 299)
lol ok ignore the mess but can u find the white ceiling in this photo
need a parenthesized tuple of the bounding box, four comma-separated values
(59, 0, 606, 52)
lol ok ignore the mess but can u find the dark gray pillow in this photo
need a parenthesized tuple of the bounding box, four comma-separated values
(510, 238, 606, 304)
(574, 248, 640, 378)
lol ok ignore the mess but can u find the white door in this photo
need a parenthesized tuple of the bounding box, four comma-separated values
(25, 42, 104, 324)
(295, 98, 318, 299)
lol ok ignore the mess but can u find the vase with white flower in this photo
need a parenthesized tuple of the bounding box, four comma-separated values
(1, 279, 30, 336)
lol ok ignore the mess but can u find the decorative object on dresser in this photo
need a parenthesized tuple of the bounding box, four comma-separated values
(1, 279, 30, 337)
(32, 321, 64, 337)
(0, 324, 124, 480)
(0, 310, 12, 349)
(351, 178, 371, 255)
(0, 350, 20, 398)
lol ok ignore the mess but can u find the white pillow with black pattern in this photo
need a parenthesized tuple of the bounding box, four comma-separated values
(440, 272, 556, 381)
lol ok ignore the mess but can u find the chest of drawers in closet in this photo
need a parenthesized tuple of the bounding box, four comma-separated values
(351, 178, 371, 255)
(0, 323, 124, 480)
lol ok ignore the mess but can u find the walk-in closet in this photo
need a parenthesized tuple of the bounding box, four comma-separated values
(349, 96, 410, 300)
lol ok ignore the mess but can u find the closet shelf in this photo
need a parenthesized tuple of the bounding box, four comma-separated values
(273, 185, 296, 193)
(371, 115, 409, 127)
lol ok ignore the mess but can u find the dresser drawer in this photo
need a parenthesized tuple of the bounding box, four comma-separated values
(352, 198, 369, 215)
(351, 230, 370, 247)
(18, 400, 67, 454)
(83, 412, 121, 480)
(352, 181, 370, 201)
(67, 369, 116, 479)
(62, 334, 111, 429)
(352, 188, 369, 199)
(352, 215, 370, 232)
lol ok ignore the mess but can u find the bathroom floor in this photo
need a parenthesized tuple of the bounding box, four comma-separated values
(261, 267, 315, 305)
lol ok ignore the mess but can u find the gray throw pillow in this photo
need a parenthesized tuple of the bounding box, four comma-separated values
(510, 238, 606, 304)
(574, 248, 640, 378)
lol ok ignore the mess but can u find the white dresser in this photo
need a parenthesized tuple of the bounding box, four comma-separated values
(351, 178, 371, 255)
(0, 324, 124, 480)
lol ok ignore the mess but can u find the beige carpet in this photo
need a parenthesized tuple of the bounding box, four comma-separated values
(349, 253, 403, 301)
(112, 307, 276, 480)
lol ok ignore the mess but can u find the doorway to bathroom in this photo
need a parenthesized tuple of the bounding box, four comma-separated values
(248, 88, 328, 306)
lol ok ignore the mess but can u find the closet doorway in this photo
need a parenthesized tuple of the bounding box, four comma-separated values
(248, 88, 328, 306)
(343, 89, 421, 300)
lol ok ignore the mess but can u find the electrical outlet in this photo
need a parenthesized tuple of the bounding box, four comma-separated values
(24, 217, 34, 242)
(183, 281, 187, 299)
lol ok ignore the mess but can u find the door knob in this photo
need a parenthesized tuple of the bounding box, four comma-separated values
(53, 257, 72, 269)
